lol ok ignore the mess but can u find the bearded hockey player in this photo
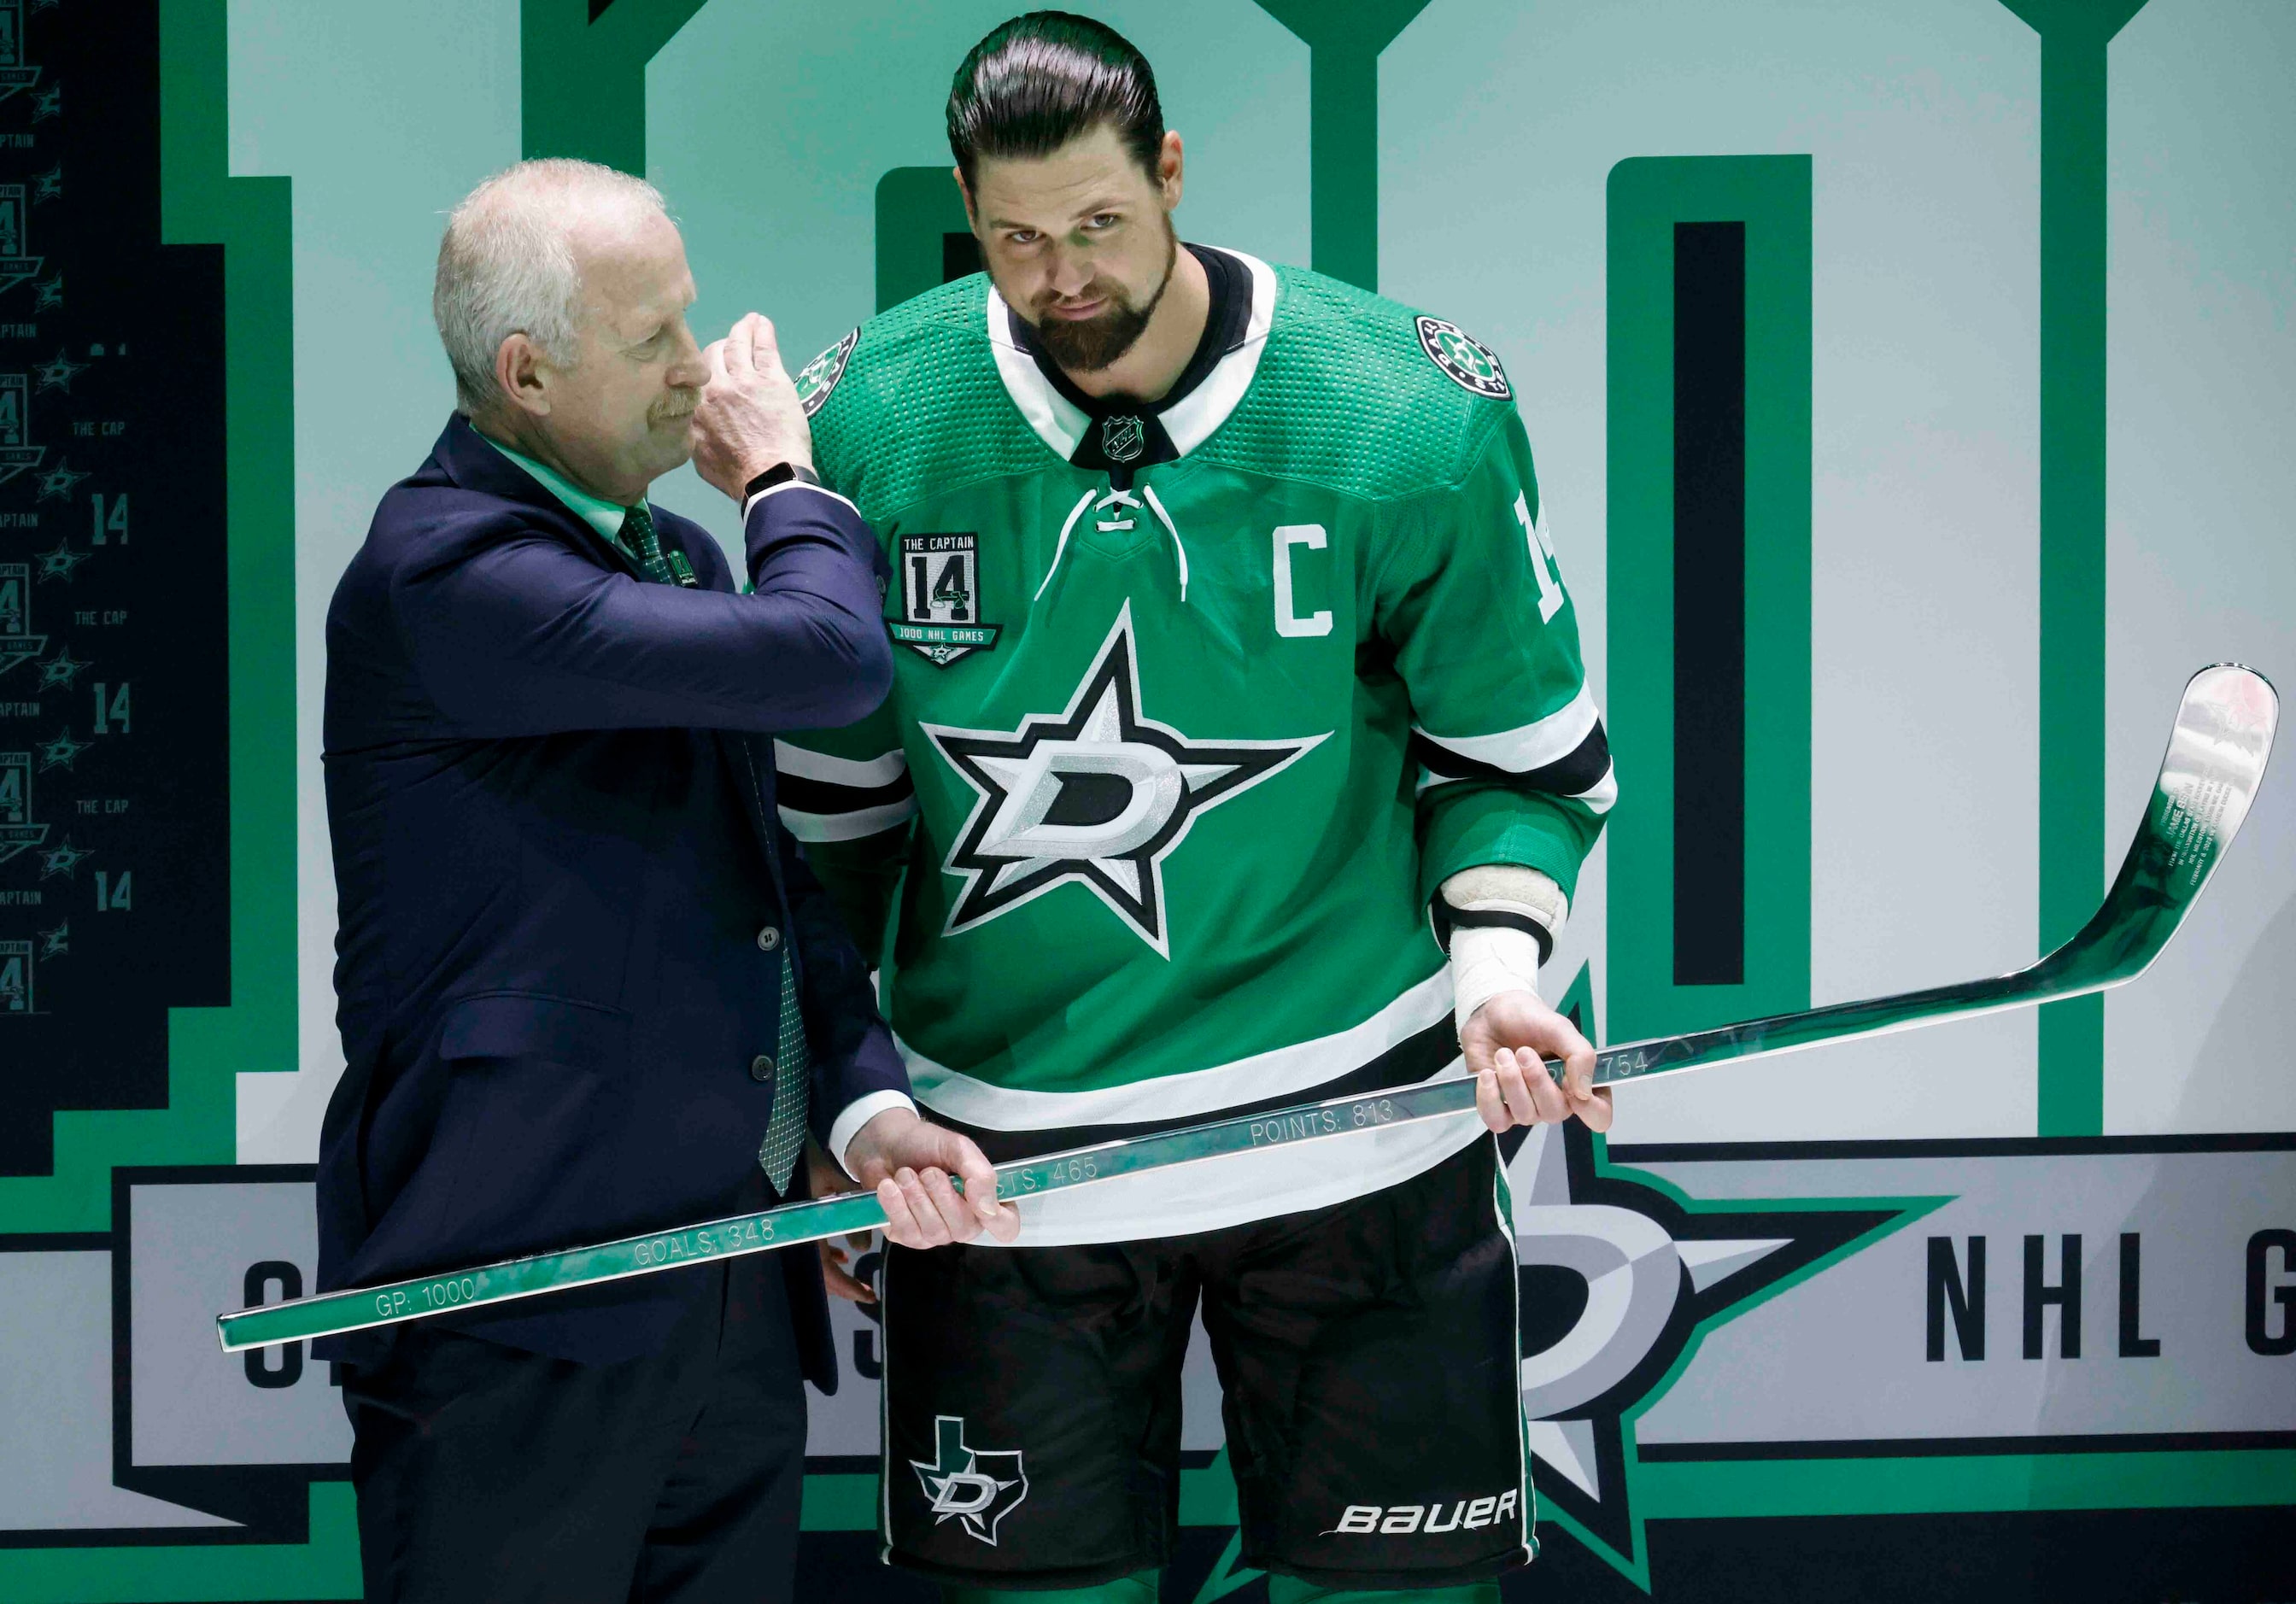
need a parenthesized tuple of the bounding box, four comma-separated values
(777, 14, 1616, 1600)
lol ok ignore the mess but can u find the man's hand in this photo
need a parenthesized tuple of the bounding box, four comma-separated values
(843, 1105, 1021, 1248)
(1461, 989, 1612, 1134)
(811, 1108, 1022, 1303)
(689, 312, 815, 501)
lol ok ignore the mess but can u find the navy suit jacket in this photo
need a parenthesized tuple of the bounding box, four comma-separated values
(317, 414, 905, 1376)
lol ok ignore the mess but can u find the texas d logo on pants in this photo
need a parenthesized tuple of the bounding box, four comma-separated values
(910, 1414, 1028, 1545)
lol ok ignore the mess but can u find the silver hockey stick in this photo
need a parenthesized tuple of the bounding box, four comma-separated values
(219, 664, 2276, 1354)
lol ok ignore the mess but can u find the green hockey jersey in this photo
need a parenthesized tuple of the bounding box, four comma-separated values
(780, 249, 1613, 1243)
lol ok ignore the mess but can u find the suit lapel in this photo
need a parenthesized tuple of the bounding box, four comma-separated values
(431, 413, 644, 581)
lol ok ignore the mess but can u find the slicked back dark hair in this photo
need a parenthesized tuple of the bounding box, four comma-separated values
(947, 12, 1165, 188)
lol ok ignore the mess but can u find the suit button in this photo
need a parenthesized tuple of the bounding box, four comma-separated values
(750, 1053, 776, 1083)
(756, 926, 782, 952)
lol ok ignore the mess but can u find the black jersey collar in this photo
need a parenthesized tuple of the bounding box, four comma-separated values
(986, 245, 1277, 471)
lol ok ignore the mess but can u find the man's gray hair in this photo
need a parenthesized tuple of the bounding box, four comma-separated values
(433, 158, 669, 416)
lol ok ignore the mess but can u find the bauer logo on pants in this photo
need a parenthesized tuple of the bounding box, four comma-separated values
(910, 1414, 1028, 1545)
(1324, 1490, 1521, 1536)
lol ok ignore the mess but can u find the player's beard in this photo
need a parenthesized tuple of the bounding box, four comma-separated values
(1029, 220, 1178, 374)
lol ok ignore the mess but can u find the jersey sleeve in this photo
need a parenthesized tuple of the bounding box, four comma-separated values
(1374, 410, 1615, 908)
(773, 328, 918, 954)
(774, 705, 915, 962)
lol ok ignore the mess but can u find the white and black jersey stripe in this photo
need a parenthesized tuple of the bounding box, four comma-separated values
(773, 741, 918, 842)
(1432, 901, 1555, 965)
(1412, 683, 1617, 815)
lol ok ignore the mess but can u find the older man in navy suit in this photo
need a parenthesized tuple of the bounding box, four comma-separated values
(318, 158, 1016, 1604)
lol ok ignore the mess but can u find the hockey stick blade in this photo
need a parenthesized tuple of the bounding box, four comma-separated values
(1578, 661, 2275, 1089)
(219, 664, 2275, 1354)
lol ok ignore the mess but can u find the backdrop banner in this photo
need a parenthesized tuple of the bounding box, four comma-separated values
(1, 0, 2290, 1599)
(8, 1130, 2287, 1596)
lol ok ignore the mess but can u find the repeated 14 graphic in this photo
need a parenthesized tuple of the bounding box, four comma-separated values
(0, 0, 131, 1026)
(0, 0, 228, 1181)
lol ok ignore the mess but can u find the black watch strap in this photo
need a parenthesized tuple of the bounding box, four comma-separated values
(743, 461, 823, 500)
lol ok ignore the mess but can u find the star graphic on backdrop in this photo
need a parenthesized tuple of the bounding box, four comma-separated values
(33, 165, 62, 204)
(31, 85, 62, 122)
(38, 922, 68, 960)
(33, 276, 63, 313)
(38, 837, 90, 879)
(38, 648, 86, 688)
(35, 349, 85, 393)
(36, 460, 85, 501)
(37, 728, 85, 771)
(32, 0, 62, 14)
(921, 602, 1324, 956)
(1491, 1103, 1909, 1584)
(36, 541, 87, 582)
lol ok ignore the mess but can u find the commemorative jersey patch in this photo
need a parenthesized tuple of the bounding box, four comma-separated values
(1414, 315, 1510, 400)
(892, 532, 1000, 665)
(794, 328, 858, 418)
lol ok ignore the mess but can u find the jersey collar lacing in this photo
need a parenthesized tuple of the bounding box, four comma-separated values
(993, 249, 1271, 612)
(1035, 483, 1191, 606)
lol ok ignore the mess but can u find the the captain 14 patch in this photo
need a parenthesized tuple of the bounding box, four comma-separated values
(1414, 315, 1510, 400)
(893, 533, 1000, 666)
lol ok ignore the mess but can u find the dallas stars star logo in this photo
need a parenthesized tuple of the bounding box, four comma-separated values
(38, 836, 89, 879)
(33, 166, 62, 206)
(922, 603, 1325, 956)
(910, 1415, 1028, 1546)
(38, 647, 85, 688)
(38, 728, 84, 771)
(35, 540, 85, 582)
(35, 349, 85, 393)
(31, 84, 61, 123)
(37, 460, 86, 502)
(1489, 982, 1920, 1586)
(38, 921, 67, 960)
(33, 276, 62, 313)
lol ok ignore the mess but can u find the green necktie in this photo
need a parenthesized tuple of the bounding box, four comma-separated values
(616, 501, 682, 588)
(616, 502, 806, 1187)
(758, 961, 811, 1193)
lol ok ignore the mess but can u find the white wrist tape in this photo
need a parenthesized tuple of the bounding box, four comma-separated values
(1450, 924, 1549, 1037)
(1439, 865, 1569, 1037)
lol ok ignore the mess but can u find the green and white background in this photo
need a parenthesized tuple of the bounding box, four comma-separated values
(2, 0, 2292, 1597)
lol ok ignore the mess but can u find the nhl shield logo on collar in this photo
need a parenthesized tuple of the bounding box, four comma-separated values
(890, 533, 1001, 666)
(1101, 414, 1145, 464)
(1414, 316, 1511, 400)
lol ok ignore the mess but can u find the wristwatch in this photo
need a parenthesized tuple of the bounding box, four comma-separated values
(743, 461, 823, 499)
